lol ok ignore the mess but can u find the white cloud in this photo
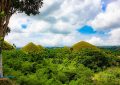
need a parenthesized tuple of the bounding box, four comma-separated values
(53, 0, 101, 26)
(8, 14, 28, 33)
(5, 0, 104, 47)
(89, 0, 120, 31)
(87, 37, 104, 46)
(107, 28, 120, 45)
(53, 20, 76, 34)
(5, 31, 90, 47)
(26, 21, 51, 33)
(87, 28, 120, 46)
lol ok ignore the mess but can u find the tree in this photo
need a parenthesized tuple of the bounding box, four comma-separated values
(0, 0, 43, 78)
(93, 67, 120, 85)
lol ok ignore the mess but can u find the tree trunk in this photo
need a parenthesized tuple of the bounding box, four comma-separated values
(0, 17, 5, 78)
(0, 14, 11, 78)
(0, 51, 3, 78)
(0, 21, 4, 78)
(0, 0, 13, 78)
(0, 37, 3, 78)
(0, 23, 4, 78)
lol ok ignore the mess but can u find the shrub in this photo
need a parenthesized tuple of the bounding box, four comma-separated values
(93, 67, 120, 85)
(72, 49, 118, 72)
(0, 78, 13, 85)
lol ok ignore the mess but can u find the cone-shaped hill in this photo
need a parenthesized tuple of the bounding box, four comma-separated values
(71, 41, 99, 51)
(2, 41, 15, 50)
(21, 42, 44, 53)
(37, 45, 44, 50)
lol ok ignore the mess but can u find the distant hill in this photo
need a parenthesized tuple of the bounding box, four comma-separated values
(21, 42, 44, 53)
(71, 41, 99, 51)
(98, 46, 120, 51)
(2, 41, 15, 50)
(37, 45, 44, 50)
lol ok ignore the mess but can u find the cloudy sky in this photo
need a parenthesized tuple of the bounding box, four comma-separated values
(5, 0, 120, 47)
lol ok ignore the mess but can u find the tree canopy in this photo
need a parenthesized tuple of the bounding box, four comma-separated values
(0, 0, 43, 37)
(0, 0, 43, 16)
(0, 0, 44, 78)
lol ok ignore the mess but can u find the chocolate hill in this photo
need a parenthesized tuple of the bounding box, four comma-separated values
(71, 41, 99, 51)
(2, 41, 15, 50)
(21, 42, 44, 53)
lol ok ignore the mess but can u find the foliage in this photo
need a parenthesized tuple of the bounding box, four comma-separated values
(71, 49, 120, 72)
(93, 67, 120, 85)
(2, 43, 120, 85)
(0, 0, 44, 81)
(0, 0, 43, 16)
(3, 49, 94, 85)
(0, 11, 5, 17)
(0, 78, 13, 85)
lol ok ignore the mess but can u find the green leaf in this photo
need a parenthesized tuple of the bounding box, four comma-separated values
(0, 11, 5, 17)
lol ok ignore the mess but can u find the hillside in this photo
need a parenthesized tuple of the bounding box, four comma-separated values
(72, 41, 99, 51)
(21, 42, 43, 53)
(2, 41, 15, 50)
(3, 45, 120, 85)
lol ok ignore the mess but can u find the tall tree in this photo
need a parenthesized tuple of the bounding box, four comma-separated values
(0, 0, 43, 78)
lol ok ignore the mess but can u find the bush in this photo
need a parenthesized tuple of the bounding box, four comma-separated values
(72, 49, 118, 72)
(93, 67, 120, 85)
(0, 78, 13, 85)
(2, 47, 120, 85)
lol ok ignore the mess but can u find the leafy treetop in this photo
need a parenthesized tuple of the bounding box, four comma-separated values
(0, 0, 43, 16)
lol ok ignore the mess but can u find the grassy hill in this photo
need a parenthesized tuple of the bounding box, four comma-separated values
(21, 42, 43, 53)
(37, 45, 44, 50)
(2, 41, 15, 50)
(71, 41, 99, 51)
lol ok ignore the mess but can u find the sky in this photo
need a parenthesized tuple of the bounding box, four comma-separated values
(5, 0, 120, 47)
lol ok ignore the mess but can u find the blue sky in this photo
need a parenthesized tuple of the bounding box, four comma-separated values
(21, 24, 27, 29)
(78, 25, 96, 34)
(6, 0, 120, 47)
(101, 2, 107, 11)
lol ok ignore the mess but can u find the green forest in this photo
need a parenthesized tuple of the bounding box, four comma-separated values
(1, 41, 120, 85)
(0, 0, 120, 85)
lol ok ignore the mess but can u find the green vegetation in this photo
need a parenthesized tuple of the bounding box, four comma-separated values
(2, 41, 120, 85)
(0, 78, 13, 85)
(2, 41, 15, 50)
(93, 67, 120, 85)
